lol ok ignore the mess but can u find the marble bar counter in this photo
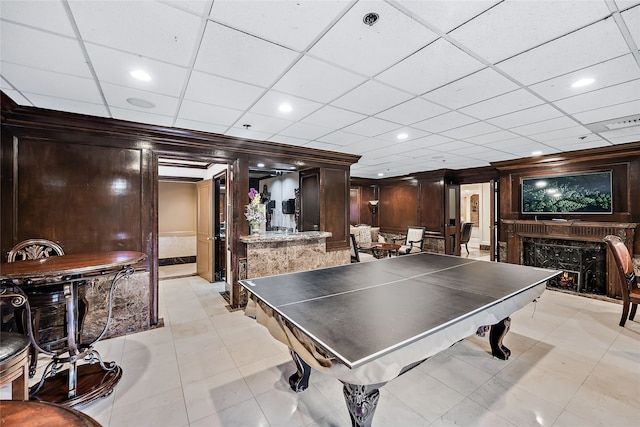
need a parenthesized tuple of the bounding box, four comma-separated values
(240, 231, 349, 282)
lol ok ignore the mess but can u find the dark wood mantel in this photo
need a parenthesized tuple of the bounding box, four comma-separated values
(502, 219, 638, 298)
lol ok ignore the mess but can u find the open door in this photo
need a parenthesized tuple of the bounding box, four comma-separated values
(214, 173, 226, 282)
(444, 183, 460, 256)
(196, 179, 214, 282)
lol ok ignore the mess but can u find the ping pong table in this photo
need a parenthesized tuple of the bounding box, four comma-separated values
(240, 252, 560, 427)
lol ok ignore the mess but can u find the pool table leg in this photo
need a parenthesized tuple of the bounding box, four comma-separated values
(490, 317, 511, 360)
(342, 382, 385, 427)
(288, 350, 311, 392)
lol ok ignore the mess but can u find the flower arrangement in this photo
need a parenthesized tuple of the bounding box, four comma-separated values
(245, 187, 266, 224)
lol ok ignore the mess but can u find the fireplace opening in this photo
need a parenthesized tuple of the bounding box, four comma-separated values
(522, 239, 606, 295)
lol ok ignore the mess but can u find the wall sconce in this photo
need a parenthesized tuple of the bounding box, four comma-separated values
(368, 200, 379, 214)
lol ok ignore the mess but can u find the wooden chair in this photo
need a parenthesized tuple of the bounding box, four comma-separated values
(0, 289, 31, 400)
(394, 226, 425, 255)
(460, 222, 474, 255)
(603, 235, 640, 327)
(7, 239, 85, 378)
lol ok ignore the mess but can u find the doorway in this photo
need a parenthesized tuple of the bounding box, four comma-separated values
(460, 183, 492, 260)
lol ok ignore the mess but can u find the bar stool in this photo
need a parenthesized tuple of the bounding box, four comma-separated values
(0, 331, 30, 400)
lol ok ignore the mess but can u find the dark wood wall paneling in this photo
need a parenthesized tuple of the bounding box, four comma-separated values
(321, 168, 350, 249)
(15, 139, 143, 255)
(1, 91, 359, 314)
(493, 143, 640, 253)
(351, 145, 640, 254)
(300, 170, 320, 231)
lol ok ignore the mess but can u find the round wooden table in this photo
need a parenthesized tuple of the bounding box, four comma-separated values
(0, 251, 146, 407)
(0, 400, 101, 426)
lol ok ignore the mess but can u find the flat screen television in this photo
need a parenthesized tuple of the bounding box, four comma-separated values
(521, 171, 613, 214)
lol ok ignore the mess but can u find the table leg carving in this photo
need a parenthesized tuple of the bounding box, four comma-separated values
(489, 317, 511, 360)
(342, 382, 383, 427)
(288, 350, 311, 392)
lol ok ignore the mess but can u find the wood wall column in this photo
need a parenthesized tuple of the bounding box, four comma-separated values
(230, 156, 248, 308)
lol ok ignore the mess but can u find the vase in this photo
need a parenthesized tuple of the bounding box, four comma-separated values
(250, 221, 260, 235)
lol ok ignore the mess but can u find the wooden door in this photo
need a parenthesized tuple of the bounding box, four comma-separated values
(196, 179, 214, 282)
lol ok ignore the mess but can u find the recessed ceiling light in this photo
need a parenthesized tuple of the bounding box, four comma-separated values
(257, 163, 265, 168)
(397, 133, 408, 140)
(531, 150, 543, 156)
(377, 172, 384, 177)
(571, 78, 595, 88)
(130, 69, 152, 81)
(126, 97, 155, 108)
(278, 103, 292, 113)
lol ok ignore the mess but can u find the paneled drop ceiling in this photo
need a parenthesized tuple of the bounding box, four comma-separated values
(1, 0, 639, 179)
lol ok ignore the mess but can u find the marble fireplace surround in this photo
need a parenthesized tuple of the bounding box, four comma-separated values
(502, 220, 638, 299)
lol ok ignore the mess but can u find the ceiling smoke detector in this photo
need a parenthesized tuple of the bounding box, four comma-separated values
(363, 12, 379, 26)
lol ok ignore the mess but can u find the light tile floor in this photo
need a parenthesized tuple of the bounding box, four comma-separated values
(4, 259, 639, 426)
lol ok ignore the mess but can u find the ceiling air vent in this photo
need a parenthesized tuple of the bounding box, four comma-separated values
(584, 114, 640, 133)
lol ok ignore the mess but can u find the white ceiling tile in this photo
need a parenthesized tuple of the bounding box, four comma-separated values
(441, 121, 501, 140)
(225, 127, 273, 142)
(621, 6, 640, 48)
(375, 127, 430, 143)
(510, 117, 580, 137)
(395, 0, 499, 34)
(194, 22, 298, 87)
(471, 150, 519, 161)
(607, 133, 640, 144)
(178, 99, 243, 127)
(101, 82, 179, 117)
(234, 112, 294, 135)
(554, 139, 612, 151)
(305, 141, 343, 151)
(69, 1, 202, 66)
(529, 54, 640, 101)
(600, 125, 640, 140)
(272, 56, 366, 103)
(449, 0, 611, 63)
(572, 99, 640, 124)
(504, 142, 560, 157)
(267, 134, 310, 147)
(110, 107, 174, 127)
(528, 125, 592, 143)
(164, 1, 214, 17)
(423, 68, 519, 109)
(24, 92, 109, 117)
(174, 118, 229, 135)
(615, 1, 640, 10)
(278, 122, 333, 140)
(376, 38, 485, 95)
(331, 80, 413, 116)
(375, 97, 449, 125)
(249, 90, 322, 121)
(487, 104, 563, 128)
(86, 44, 189, 98)
(459, 89, 544, 120)
(184, 71, 264, 110)
(484, 137, 542, 151)
(0, 62, 102, 103)
(210, 1, 348, 51)
(404, 134, 455, 148)
(430, 140, 477, 152)
(301, 106, 367, 129)
(0, 88, 32, 105)
(464, 130, 521, 145)
(316, 130, 366, 146)
(412, 111, 477, 133)
(554, 79, 640, 114)
(340, 138, 392, 155)
(1, 22, 91, 77)
(341, 117, 401, 138)
(0, 0, 75, 36)
(309, 1, 439, 77)
(497, 19, 630, 85)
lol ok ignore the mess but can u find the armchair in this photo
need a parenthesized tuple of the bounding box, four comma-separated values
(603, 235, 639, 327)
(394, 226, 425, 255)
